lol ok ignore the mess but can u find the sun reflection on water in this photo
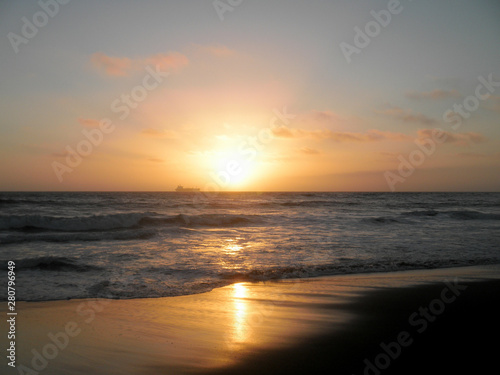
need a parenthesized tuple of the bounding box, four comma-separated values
(222, 238, 243, 255)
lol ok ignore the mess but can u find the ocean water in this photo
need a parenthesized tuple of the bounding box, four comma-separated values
(1, 192, 499, 302)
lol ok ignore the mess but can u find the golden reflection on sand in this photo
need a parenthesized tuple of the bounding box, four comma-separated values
(231, 283, 249, 344)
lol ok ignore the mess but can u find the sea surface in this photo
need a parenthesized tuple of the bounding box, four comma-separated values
(1, 192, 499, 301)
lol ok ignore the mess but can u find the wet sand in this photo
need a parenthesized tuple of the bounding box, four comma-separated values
(3, 264, 500, 374)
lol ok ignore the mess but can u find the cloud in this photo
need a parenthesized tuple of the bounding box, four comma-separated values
(456, 152, 500, 160)
(406, 89, 461, 100)
(144, 52, 189, 72)
(272, 125, 295, 138)
(375, 107, 437, 125)
(90, 51, 188, 77)
(456, 152, 500, 159)
(297, 110, 340, 125)
(90, 53, 132, 76)
(141, 128, 164, 136)
(271, 126, 411, 142)
(299, 147, 320, 155)
(483, 95, 500, 113)
(77, 118, 100, 128)
(192, 44, 236, 57)
(417, 129, 486, 146)
(376, 151, 400, 159)
(292, 110, 361, 130)
(140, 128, 178, 139)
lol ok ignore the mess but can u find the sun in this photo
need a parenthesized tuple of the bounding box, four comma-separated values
(211, 148, 257, 189)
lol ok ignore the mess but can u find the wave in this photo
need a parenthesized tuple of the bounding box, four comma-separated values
(0, 212, 151, 232)
(0, 228, 157, 244)
(2, 256, 101, 272)
(405, 209, 500, 220)
(365, 209, 500, 224)
(278, 200, 358, 207)
(5, 256, 499, 301)
(446, 210, 500, 220)
(403, 209, 440, 217)
(0, 197, 51, 205)
(45, 257, 500, 300)
(90, 258, 500, 299)
(218, 257, 500, 282)
(363, 217, 401, 224)
(141, 213, 260, 227)
(0, 198, 18, 205)
(0, 197, 99, 207)
(0, 212, 262, 233)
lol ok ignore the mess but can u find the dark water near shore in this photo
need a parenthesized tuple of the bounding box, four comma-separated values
(1, 192, 499, 301)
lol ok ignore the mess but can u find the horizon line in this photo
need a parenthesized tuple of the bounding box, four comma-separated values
(1, 190, 499, 193)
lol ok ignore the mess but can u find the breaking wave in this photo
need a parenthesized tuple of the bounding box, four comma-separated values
(0, 212, 262, 232)
(364, 209, 500, 224)
(3, 256, 101, 272)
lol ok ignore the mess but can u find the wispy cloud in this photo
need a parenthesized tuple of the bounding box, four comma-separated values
(90, 53, 132, 76)
(90, 51, 188, 77)
(482, 95, 500, 113)
(192, 44, 236, 57)
(417, 129, 486, 146)
(272, 126, 411, 142)
(375, 106, 437, 125)
(405, 89, 461, 100)
(299, 147, 320, 155)
(272, 125, 295, 138)
(297, 110, 340, 125)
(456, 152, 500, 159)
(140, 128, 178, 139)
(144, 52, 189, 72)
(77, 118, 100, 128)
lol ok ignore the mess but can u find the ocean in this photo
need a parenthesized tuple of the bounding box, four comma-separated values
(1, 192, 499, 301)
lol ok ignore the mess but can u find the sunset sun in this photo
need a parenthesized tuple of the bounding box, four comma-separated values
(210, 147, 258, 189)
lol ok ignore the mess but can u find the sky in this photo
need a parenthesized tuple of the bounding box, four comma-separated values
(0, 0, 499, 191)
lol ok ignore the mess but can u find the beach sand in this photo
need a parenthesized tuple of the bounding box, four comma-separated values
(3, 264, 500, 374)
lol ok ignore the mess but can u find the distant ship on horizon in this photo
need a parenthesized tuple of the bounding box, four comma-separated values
(175, 185, 200, 192)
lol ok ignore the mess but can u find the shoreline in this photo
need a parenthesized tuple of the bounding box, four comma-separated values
(2, 264, 500, 374)
(9, 262, 500, 304)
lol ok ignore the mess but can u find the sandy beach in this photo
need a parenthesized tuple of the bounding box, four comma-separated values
(3, 264, 500, 375)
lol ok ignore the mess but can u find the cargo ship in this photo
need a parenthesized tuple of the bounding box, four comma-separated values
(175, 185, 200, 192)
